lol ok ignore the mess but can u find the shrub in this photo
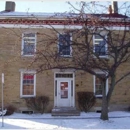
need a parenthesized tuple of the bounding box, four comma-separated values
(128, 106, 130, 111)
(25, 95, 49, 114)
(5, 105, 16, 115)
(77, 91, 96, 112)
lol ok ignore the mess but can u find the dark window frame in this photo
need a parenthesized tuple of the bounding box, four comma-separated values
(58, 33, 72, 57)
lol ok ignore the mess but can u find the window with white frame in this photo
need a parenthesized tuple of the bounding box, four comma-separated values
(93, 35, 107, 57)
(94, 73, 108, 97)
(22, 33, 36, 56)
(58, 33, 72, 56)
(20, 71, 36, 97)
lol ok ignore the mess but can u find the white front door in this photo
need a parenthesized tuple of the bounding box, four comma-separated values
(57, 79, 71, 107)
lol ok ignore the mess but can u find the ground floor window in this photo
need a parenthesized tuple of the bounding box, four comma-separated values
(94, 73, 108, 97)
(20, 71, 36, 97)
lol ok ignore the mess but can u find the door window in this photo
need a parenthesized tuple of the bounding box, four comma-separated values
(60, 82, 68, 98)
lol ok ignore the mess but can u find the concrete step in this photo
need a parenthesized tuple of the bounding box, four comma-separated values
(51, 107, 80, 116)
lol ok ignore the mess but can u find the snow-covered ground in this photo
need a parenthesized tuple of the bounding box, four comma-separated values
(0, 111, 130, 129)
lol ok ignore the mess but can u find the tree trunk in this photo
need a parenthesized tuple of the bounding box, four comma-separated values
(107, 75, 116, 104)
(100, 79, 109, 120)
(100, 95, 108, 120)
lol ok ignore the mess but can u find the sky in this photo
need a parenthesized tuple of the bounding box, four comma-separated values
(0, 0, 129, 15)
(0, 0, 76, 13)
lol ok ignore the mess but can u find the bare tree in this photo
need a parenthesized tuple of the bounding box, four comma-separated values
(27, 1, 130, 120)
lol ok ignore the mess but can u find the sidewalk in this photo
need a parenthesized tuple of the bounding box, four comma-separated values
(1, 111, 130, 119)
(0, 111, 130, 129)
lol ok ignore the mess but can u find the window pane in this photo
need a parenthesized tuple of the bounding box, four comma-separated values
(24, 33, 35, 37)
(24, 38, 35, 42)
(96, 77, 101, 84)
(23, 74, 34, 79)
(55, 73, 73, 78)
(59, 34, 70, 45)
(23, 33, 35, 55)
(23, 85, 34, 95)
(60, 82, 68, 98)
(95, 85, 103, 95)
(95, 74, 106, 96)
(59, 34, 71, 56)
(22, 74, 34, 96)
(30, 80, 34, 84)
(95, 41, 106, 56)
(23, 44, 35, 55)
(95, 35, 103, 39)
(59, 45, 70, 55)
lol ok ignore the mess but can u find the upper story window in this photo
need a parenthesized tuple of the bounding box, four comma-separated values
(58, 33, 72, 57)
(93, 35, 107, 57)
(94, 73, 108, 97)
(22, 33, 36, 56)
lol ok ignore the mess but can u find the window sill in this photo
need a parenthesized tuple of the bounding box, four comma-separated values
(93, 55, 108, 59)
(95, 95, 103, 98)
(21, 55, 35, 57)
(99, 56, 109, 59)
(60, 55, 72, 58)
(20, 95, 36, 98)
(21, 55, 35, 59)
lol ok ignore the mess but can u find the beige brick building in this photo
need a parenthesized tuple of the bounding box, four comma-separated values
(0, 1, 130, 114)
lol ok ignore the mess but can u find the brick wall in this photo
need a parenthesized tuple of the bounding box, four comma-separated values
(0, 28, 129, 112)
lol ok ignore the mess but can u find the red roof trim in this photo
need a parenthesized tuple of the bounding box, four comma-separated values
(0, 19, 129, 26)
